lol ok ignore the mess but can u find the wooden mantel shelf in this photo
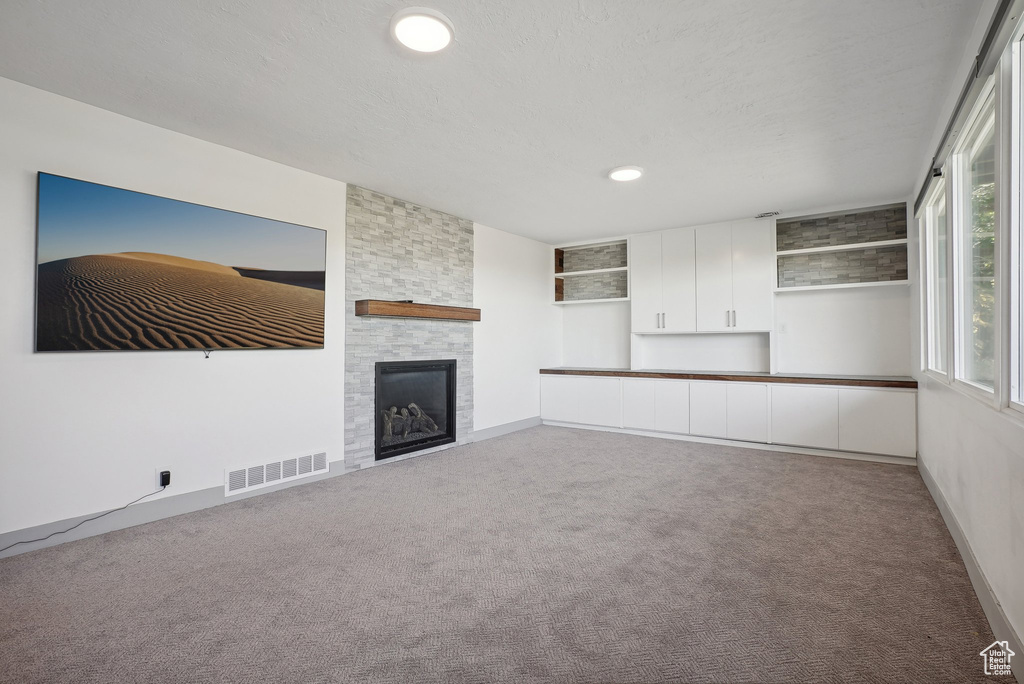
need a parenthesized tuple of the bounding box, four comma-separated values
(354, 300, 481, 322)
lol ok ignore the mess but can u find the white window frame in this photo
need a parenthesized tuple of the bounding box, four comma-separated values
(951, 78, 1000, 402)
(920, 178, 952, 381)
(1008, 27, 1024, 416)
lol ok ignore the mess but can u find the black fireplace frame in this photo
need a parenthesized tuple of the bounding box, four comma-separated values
(374, 359, 457, 461)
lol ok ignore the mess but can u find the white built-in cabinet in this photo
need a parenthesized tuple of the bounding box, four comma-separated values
(769, 384, 917, 457)
(694, 220, 774, 332)
(689, 382, 728, 438)
(630, 220, 773, 334)
(622, 379, 690, 433)
(541, 376, 621, 427)
(770, 385, 839, 450)
(629, 229, 697, 333)
(688, 382, 768, 442)
(727, 383, 769, 442)
(837, 388, 916, 457)
(541, 375, 916, 459)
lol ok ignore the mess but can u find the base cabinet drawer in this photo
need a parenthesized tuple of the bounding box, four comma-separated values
(838, 389, 916, 457)
(771, 385, 839, 450)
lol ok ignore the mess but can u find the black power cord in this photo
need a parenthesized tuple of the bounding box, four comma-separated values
(0, 486, 166, 555)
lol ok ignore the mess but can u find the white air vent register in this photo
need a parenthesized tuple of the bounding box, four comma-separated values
(225, 452, 328, 496)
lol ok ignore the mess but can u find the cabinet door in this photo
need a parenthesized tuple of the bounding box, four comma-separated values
(654, 381, 690, 433)
(541, 376, 580, 423)
(771, 385, 839, 450)
(695, 225, 734, 332)
(660, 227, 697, 332)
(630, 232, 663, 333)
(727, 383, 768, 443)
(578, 378, 622, 427)
(689, 382, 728, 438)
(838, 389, 917, 457)
(730, 219, 774, 331)
(622, 379, 657, 430)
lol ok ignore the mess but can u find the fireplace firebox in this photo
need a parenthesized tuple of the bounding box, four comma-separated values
(374, 359, 456, 460)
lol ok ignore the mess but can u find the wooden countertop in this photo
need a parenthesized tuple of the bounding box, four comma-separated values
(539, 368, 917, 389)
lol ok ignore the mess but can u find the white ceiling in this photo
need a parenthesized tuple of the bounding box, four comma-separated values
(0, 1, 982, 243)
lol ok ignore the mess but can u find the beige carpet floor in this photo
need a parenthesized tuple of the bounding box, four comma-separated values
(0, 426, 1003, 683)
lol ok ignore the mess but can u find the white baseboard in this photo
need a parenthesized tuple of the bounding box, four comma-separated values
(541, 421, 918, 466)
(470, 416, 542, 443)
(918, 457, 1022, 681)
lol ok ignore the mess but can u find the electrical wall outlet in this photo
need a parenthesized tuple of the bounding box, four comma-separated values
(159, 470, 171, 487)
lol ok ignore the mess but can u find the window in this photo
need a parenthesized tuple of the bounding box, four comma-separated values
(923, 184, 949, 374)
(954, 92, 997, 391)
(1013, 36, 1024, 408)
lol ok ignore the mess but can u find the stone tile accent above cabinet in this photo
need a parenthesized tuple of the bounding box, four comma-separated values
(561, 242, 627, 272)
(562, 271, 628, 301)
(775, 203, 909, 289)
(776, 205, 907, 252)
(778, 245, 908, 288)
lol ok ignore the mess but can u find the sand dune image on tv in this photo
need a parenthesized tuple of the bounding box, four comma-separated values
(34, 173, 327, 352)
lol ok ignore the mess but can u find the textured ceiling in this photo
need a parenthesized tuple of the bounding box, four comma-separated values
(0, 1, 982, 243)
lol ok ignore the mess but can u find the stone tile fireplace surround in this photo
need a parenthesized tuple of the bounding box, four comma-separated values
(344, 186, 474, 469)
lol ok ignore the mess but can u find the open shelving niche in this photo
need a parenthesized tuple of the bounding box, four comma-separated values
(773, 203, 909, 293)
(553, 238, 629, 304)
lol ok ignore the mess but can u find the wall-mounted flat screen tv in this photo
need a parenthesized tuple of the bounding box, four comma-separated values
(35, 173, 327, 352)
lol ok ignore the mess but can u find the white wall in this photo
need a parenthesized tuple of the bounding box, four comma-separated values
(562, 302, 631, 369)
(633, 333, 770, 372)
(907, 0, 1022, 645)
(915, 375, 1024, 638)
(473, 224, 562, 431)
(910, 197, 1024, 644)
(774, 286, 912, 376)
(0, 78, 347, 535)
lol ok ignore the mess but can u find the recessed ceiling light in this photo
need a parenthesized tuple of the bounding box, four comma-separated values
(391, 7, 454, 53)
(609, 166, 643, 182)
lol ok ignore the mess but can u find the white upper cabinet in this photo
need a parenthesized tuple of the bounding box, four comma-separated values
(629, 232, 664, 334)
(695, 221, 774, 332)
(633, 220, 773, 335)
(694, 225, 734, 331)
(660, 228, 697, 332)
(729, 220, 774, 331)
(629, 228, 697, 333)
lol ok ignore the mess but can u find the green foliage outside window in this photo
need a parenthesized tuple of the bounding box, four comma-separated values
(969, 180, 996, 386)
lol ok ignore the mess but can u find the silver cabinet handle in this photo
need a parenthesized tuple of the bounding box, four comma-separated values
(656, 313, 660, 329)
(662, 313, 666, 329)
(726, 310, 730, 327)
(731, 310, 736, 327)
